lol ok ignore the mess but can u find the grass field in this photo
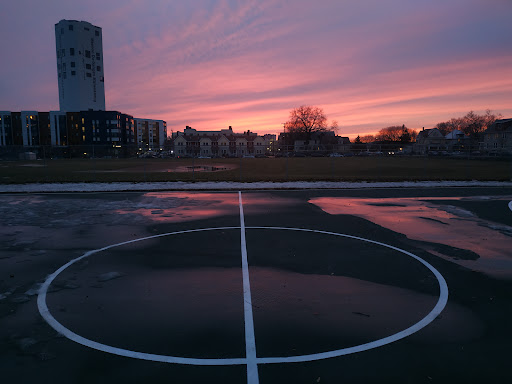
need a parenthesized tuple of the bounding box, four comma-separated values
(1, 156, 511, 183)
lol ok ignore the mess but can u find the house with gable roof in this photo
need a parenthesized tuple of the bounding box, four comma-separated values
(414, 128, 446, 154)
(482, 118, 512, 155)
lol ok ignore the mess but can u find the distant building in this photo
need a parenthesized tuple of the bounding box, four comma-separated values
(263, 134, 276, 154)
(172, 126, 266, 157)
(482, 118, 512, 155)
(135, 119, 167, 151)
(445, 129, 469, 152)
(279, 130, 350, 154)
(0, 20, 166, 158)
(1, 111, 51, 147)
(55, 20, 106, 111)
(0, 110, 137, 157)
(414, 128, 446, 154)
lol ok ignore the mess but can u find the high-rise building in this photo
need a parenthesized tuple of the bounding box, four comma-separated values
(55, 20, 106, 111)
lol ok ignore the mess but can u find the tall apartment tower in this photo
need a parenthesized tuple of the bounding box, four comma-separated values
(55, 20, 106, 111)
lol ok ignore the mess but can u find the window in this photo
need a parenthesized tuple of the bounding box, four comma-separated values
(96, 53, 100, 60)
(71, 61, 75, 67)
(69, 25, 73, 31)
(61, 48, 65, 57)
(85, 50, 91, 58)
(86, 64, 91, 69)
(71, 71, 76, 76)
(95, 30, 99, 36)
(70, 48, 75, 56)
(86, 72, 92, 77)
(97, 66, 101, 71)
(84, 27, 90, 31)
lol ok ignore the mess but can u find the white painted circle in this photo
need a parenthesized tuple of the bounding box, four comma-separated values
(37, 226, 448, 366)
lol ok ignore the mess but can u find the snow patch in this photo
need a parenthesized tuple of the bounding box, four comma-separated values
(1, 180, 512, 193)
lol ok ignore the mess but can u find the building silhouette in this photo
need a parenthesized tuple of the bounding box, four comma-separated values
(1, 20, 167, 157)
(55, 20, 106, 111)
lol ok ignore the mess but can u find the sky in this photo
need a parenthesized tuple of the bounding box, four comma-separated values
(1, 0, 511, 139)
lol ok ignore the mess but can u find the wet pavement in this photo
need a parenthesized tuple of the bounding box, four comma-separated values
(1, 187, 511, 383)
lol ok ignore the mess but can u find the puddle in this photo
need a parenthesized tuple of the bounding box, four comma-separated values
(115, 192, 297, 223)
(310, 196, 512, 279)
(87, 163, 237, 173)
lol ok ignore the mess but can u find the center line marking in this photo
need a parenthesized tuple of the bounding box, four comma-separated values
(239, 191, 259, 384)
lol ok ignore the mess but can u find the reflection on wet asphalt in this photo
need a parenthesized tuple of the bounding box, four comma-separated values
(115, 192, 297, 223)
(1, 191, 511, 384)
(0, 192, 299, 229)
(310, 196, 512, 278)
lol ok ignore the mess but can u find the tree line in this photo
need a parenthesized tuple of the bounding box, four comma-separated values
(284, 105, 502, 144)
(435, 110, 501, 138)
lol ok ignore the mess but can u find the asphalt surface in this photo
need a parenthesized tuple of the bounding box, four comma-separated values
(1, 187, 511, 384)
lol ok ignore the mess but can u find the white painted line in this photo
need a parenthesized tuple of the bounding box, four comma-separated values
(37, 225, 448, 369)
(246, 227, 449, 364)
(509, 201, 512, 212)
(37, 227, 246, 366)
(238, 191, 260, 384)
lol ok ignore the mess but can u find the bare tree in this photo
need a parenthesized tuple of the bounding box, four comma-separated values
(360, 134, 375, 143)
(285, 105, 328, 142)
(436, 110, 502, 137)
(375, 125, 417, 143)
(376, 126, 405, 142)
(330, 120, 339, 134)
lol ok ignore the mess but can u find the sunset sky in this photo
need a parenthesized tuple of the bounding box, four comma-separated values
(1, 0, 511, 139)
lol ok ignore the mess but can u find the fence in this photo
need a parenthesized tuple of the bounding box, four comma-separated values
(1, 145, 511, 184)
